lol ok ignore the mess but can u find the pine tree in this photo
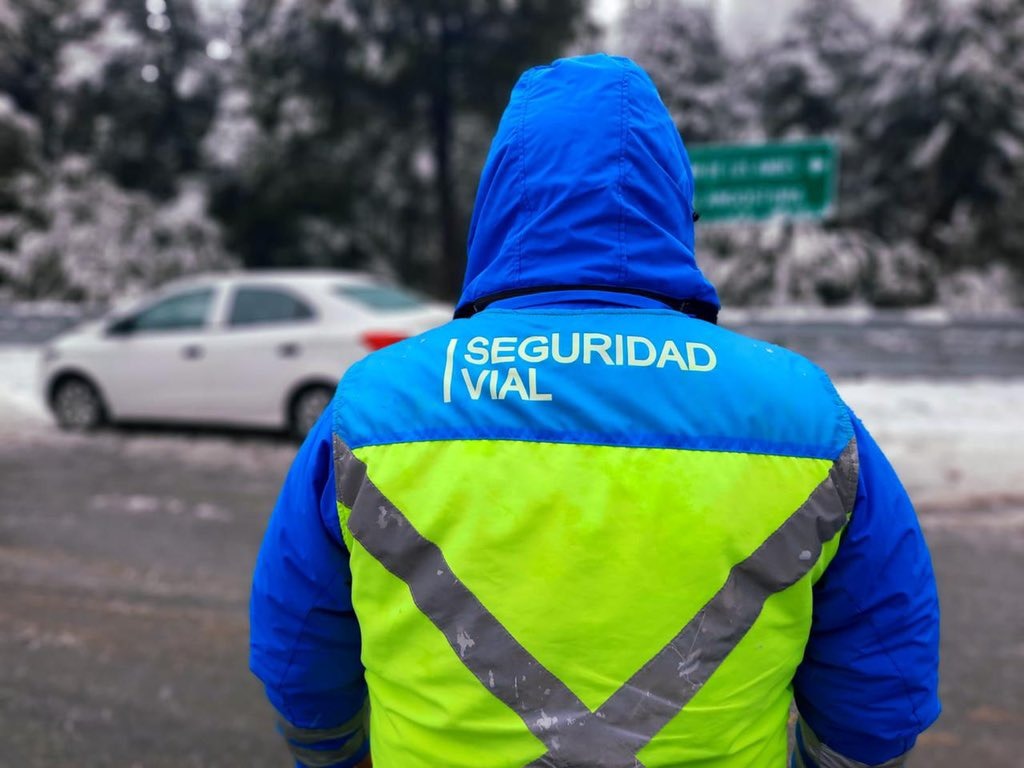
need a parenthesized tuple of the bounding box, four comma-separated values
(216, 0, 589, 297)
(848, 0, 1024, 268)
(54, 0, 222, 197)
(615, 0, 744, 143)
(0, 0, 232, 300)
(956, 0, 1024, 274)
(746, 0, 876, 139)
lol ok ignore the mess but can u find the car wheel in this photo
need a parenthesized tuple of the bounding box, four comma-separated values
(52, 376, 105, 431)
(290, 385, 333, 440)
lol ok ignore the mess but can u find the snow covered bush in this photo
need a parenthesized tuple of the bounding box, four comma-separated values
(697, 224, 778, 307)
(786, 227, 872, 305)
(862, 239, 936, 307)
(939, 263, 1021, 313)
(0, 157, 235, 303)
(697, 224, 940, 308)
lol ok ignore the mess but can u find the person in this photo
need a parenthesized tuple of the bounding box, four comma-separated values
(250, 54, 940, 768)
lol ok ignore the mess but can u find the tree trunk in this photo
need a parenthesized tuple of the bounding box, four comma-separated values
(431, 16, 461, 300)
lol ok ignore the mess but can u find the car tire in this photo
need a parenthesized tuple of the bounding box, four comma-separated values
(290, 385, 333, 441)
(51, 376, 106, 431)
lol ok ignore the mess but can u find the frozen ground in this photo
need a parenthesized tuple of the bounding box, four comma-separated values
(840, 379, 1024, 515)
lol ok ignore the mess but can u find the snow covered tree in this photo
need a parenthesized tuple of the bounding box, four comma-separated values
(207, 0, 426, 275)
(847, 0, 1024, 270)
(215, 0, 589, 297)
(0, 157, 234, 303)
(0, 0, 73, 160)
(0, 0, 233, 300)
(0, 96, 43, 291)
(949, 0, 1024, 275)
(746, 0, 876, 139)
(52, 0, 223, 197)
(1, 0, 223, 196)
(615, 0, 747, 143)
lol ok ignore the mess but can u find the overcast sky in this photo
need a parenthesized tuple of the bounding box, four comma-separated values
(592, 0, 916, 48)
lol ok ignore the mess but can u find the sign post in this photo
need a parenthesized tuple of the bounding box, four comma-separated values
(688, 139, 838, 223)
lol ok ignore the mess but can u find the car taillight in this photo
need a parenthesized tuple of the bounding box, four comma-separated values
(361, 331, 408, 351)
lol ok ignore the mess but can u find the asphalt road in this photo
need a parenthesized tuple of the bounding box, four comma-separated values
(731, 316, 1024, 378)
(1, 402, 1022, 767)
(0, 411, 296, 768)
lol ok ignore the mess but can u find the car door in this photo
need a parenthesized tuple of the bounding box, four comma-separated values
(199, 285, 321, 428)
(98, 286, 218, 420)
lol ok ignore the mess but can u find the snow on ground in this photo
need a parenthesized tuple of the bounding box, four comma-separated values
(2, 346, 1022, 514)
(839, 379, 1024, 514)
(0, 346, 47, 422)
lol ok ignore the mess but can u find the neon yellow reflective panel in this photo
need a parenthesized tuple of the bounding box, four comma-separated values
(636, 533, 843, 767)
(339, 439, 840, 767)
(345, 538, 549, 767)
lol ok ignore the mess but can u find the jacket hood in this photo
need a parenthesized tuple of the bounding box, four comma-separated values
(457, 54, 719, 318)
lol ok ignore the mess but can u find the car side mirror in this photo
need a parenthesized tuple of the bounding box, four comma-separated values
(107, 317, 137, 336)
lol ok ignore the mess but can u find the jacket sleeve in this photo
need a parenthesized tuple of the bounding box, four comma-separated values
(249, 408, 369, 768)
(792, 409, 941, 767)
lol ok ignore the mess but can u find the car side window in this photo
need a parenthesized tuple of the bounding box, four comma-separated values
(131, 288, 214, 333)
(228, 287, 314, 327)
(333, 284, 424, 311)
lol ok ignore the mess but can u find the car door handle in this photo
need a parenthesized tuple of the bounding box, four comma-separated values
(181, 344, 204, 360)
(277, 342, 301, 358)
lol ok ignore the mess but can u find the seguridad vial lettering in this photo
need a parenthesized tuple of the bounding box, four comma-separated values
(442, 333, 717, 403)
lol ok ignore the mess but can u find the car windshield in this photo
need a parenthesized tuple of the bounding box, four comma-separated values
(131, 288, 214, 332)
(333, 284, 425, 311)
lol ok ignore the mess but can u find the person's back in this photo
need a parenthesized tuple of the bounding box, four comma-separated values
(251, 55, 939, 768)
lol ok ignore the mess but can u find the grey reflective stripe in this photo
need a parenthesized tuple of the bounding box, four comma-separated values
(569, 439, 860, 759)
(289, 740, 365, 768)
(279, 699, 368, 745)
(335, 436, 858, 767)
(796, 717, 910, 768)
(279, 699, 368, 767)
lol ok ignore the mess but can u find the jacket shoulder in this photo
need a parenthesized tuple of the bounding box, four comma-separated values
(332, 321, 460, 445)
(700, 322, 852, 447)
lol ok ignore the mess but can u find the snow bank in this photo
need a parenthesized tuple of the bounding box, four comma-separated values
(0, 346, 47, 423)
(837, 379, 1024, 512)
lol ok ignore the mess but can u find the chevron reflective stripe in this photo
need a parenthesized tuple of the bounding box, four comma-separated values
(335, 436, 858, 767)
(334, 437, 592, 735)
(794, 717, 910, 768)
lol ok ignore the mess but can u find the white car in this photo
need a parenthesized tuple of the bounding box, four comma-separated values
(40, 271, 451, 437)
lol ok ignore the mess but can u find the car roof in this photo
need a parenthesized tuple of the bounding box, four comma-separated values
(162, 269, 382, 291)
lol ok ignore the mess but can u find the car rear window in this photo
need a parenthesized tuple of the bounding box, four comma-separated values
(334, 284, 425, 311)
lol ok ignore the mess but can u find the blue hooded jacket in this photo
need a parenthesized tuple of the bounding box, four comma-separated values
(457, 54, 719, 319)
(250, 55, 939, 768)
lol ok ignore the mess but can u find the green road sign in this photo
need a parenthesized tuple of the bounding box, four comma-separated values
(689, 139, 838, 223)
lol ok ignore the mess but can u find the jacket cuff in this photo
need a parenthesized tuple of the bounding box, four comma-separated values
(277, 698, 369, 768)
(793, 717, 911, 768)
